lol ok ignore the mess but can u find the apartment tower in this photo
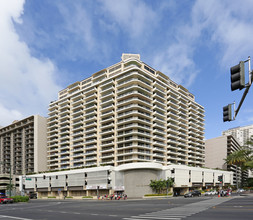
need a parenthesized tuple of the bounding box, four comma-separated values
(222, 124, 253, 147)
(205, 135, 242, 185)
(0, 115, 47, 175)
(47, 54, 205, 171)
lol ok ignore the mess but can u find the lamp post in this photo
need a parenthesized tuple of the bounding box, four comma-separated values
(9, 165, 12, 197)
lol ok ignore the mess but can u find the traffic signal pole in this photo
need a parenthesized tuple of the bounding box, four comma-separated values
(224, 56, 253, 122)
(234, 56, 253, 119)
(234, 82, 251, 118)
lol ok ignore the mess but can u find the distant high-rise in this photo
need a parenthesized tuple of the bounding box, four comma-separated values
(47, 54, 205, 171)
(205, 135, 242, 185)
(222, 124, 253, 147)
(0, 115, 47, 175)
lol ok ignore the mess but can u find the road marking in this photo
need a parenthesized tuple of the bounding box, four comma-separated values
(0, 215, 33, 220)
(124, 197, 235, 220)
(131, 216, 180, 220)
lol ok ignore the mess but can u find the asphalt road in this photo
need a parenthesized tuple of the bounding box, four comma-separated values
(0, 195, 252, 220)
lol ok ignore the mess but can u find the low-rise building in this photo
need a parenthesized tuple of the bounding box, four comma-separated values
(20, 162, 233, 198)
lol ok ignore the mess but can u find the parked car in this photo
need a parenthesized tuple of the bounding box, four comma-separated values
(204, 191, 212, 196)
(184, 190, 201, 198)
(204, 190, 217, 196)
(237, 189, 245, 193)
(29, 193, 37, 199)
(0, 196, 14, 204)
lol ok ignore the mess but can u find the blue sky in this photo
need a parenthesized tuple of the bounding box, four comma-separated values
(0, 0, 253, 140)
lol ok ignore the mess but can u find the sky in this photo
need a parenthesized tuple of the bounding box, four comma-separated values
(0, 0, 253, 140)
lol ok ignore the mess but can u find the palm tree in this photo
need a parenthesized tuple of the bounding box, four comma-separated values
(225, 147, 252, 188)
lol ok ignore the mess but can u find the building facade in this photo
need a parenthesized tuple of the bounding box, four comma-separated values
(0, 115, 47, 176)
(222, 125, 253, 178)
(205, 135, 242, 185)
(20, 163, 233, 198)
(222, 124, 253, 147)
(47, 53, 205, 171)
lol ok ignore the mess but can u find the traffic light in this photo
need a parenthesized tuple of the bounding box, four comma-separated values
(230, 61, 245, 91)
(223, 104, 232, 122)
(218, 175, 223, 183)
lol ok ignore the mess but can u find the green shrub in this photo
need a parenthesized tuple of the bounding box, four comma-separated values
(144, 193, 172, 197)
(66, 196, 73, 199)
(48, 196, 56, 199)
(82, 196, 93, 199)
(11, 196, 29, 203)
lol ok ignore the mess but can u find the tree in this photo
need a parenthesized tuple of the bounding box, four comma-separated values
(6, 183, 14, 197)
(149, 178, 174, 194)
(225, 145, 253, 188)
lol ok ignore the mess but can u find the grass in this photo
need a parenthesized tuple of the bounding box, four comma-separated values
(82, 196, 93, 199)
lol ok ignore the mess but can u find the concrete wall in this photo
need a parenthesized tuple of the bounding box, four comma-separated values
(203, 171, 214, 183)
(174, 169, 189, 187)
(205, 136, 227, 170)
(34, 115, 47, 173)
(191, 170, 202, 183)
(37, 176, 50, 188)
(51, 175, 66, 187)
(123, 169, 159, 197)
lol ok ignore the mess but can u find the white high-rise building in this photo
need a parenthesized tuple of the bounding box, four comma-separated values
(47, 54, 205, 171)
(222, 124, 253, 147)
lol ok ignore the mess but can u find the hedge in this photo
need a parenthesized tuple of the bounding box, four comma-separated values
(11, 196, 29, 203)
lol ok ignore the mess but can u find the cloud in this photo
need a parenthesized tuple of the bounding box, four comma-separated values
(0, 0, 61, 126)
(99, 0, 158, 38)
(153, 44, 198, 88)
(0, 104, 23, 126)
(150, 0, 253, 87)
(192, 0, 253, 66)
(56, 1, 95, 53)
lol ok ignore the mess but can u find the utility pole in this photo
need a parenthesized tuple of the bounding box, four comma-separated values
(9, 165, 12, 197)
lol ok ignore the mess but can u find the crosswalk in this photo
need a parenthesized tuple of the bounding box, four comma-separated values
(123, 197, 234, 220)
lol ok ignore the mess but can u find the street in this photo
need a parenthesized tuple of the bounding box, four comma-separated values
(0, 195, 252, 220)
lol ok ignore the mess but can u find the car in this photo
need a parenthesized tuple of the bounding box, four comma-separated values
(184, 190, 201, 198)
(29, 193, 37, 199)
(0, 196, 14, 204)
(204, 190, 217, 196)
(237, 189, 245, 193)
(204, 191, 212, 196)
